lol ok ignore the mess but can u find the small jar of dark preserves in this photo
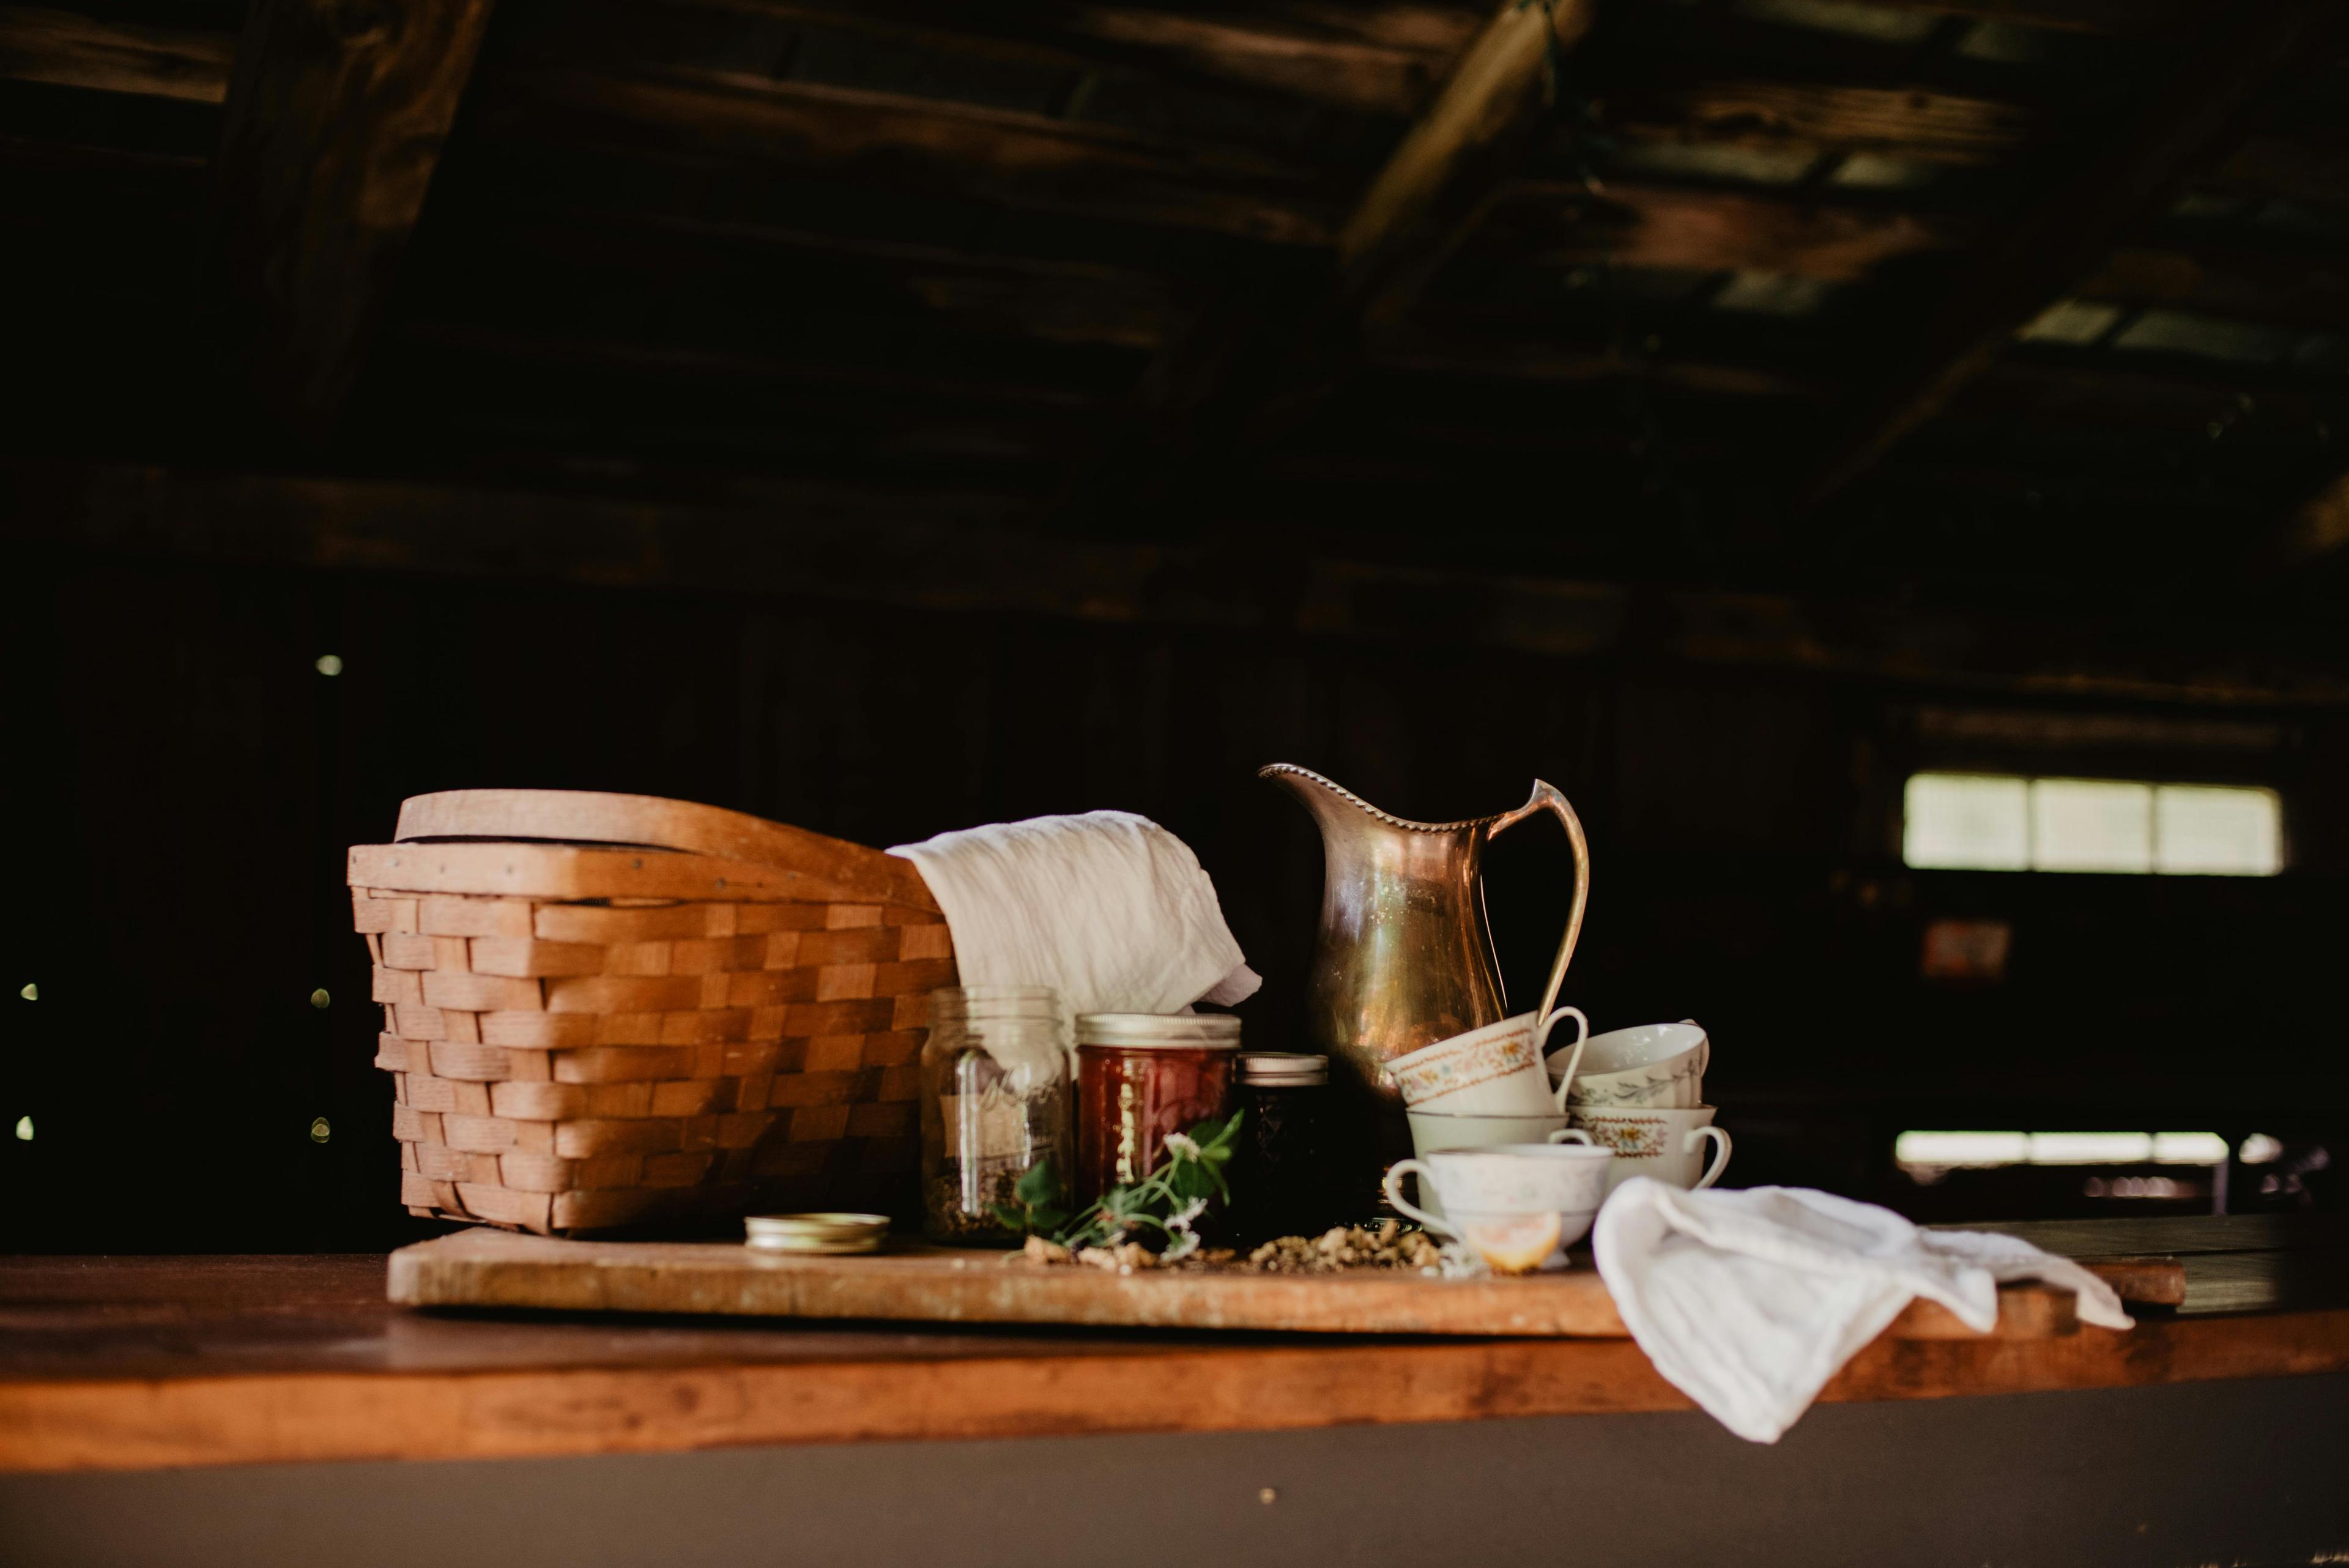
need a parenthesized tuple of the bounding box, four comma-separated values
(1228, 1052, 1338, 1246)
(1074, 1013, 1239, 1203)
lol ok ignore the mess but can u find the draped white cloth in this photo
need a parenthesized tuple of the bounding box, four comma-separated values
(1594, 1180, 2133, 1442)
(889, 811, 1259, 1039)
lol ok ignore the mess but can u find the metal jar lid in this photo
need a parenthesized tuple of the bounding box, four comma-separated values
(1239, 1051, 1327, 1086)
(1075, 1013, 1242, 1049)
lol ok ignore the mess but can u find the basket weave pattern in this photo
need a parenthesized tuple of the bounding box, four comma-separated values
(354, 885, 953, 1235)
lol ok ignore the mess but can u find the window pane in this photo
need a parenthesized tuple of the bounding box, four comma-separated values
(1904, 774, 2028, 869)
(2155, 785, 2281, 875)
(2030, 778, 2152, 872)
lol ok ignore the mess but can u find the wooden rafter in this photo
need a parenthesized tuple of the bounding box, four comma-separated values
(1050, 0, 1597, 520)
(667, 0, 1482, 117)
(14, 458, 2349, 705)
(1336, 0, 1596, 322)
(1485, 180, 1970, 283)
(2079, 247, 2349, 333)
(0, 6, 231, 101)
(209, 0, 501, 437)
(485, 66, 1334, 246)
(1794, 1, 2349, 516)
(1869, 0, 2189, 34)
(1167, 0, 1595, 420)
(1605, 76, 2035, 168)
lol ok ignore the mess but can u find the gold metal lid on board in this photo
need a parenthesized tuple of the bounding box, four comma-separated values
(744, 1212, 890, 1254)
(1075, 1013, 1242, 1049)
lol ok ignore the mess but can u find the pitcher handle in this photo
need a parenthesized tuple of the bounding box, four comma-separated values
(1490, 779, 1591, 1047)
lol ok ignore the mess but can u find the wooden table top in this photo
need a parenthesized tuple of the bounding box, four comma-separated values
(2, 1214, 2343, 1474)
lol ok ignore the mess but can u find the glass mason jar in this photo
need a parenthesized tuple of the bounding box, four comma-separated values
(1226, 1052, 1338, 1246)
(920, 986, 1072, 1246)
(1074, 1013, 1240, 1204)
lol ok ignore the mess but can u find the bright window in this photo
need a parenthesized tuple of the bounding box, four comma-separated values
(1903, 773, 2280, 875)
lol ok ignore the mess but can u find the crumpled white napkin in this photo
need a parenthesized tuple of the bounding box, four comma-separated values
(1593, 1180, 2133, 1443)
(888, 811, 1260, 1039)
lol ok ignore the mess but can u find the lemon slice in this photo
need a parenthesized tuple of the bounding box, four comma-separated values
(1461, 1212, 1564, 1275)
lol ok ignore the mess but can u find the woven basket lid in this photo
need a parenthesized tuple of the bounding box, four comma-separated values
(384, 789, 937, 910)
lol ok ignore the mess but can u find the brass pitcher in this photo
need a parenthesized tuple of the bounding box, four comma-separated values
(1260, 765, 1592, 1109)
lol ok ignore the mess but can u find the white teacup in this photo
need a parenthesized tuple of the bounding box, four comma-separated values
(1407, 1109, 1574, 1157)
(1549, 1020, 1708, 1109)
(1571, 1104, 1731, 1194)
(1390, 1006, 1589, 1116)
(1403, 1111, 1576, 1221)
(1382, 1139, 1609, 1273)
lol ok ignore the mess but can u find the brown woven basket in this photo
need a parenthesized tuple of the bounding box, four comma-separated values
(349, 790, 954, 1235)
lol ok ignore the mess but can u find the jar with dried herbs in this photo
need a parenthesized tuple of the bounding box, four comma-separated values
(920, 985, 1072, 1246)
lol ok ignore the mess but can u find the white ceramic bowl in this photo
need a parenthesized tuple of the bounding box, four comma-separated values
(1548, 1022, 1708, 1108)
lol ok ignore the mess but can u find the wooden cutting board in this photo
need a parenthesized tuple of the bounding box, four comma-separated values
(388, 1228, 2180, 1339)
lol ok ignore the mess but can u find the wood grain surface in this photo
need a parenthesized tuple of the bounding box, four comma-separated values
(209, 0, 500, 433)
(385, 1227, 2173, 1340)
(393, 790, 939, 911)
(348, 841, 934, 907)
(1, 1234, 2343, 1474)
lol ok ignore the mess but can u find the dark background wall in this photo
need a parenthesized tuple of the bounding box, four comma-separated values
(6, 547, 2345, 1251)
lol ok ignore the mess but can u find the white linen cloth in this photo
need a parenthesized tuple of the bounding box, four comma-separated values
(1593, 1180, 2133, 1443)
(888, 812, 1260, 1036)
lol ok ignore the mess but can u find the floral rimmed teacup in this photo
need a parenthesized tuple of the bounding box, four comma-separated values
(1389, 1006, 1589, 1117)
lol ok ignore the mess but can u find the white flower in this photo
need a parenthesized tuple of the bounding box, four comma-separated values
(1162, 1132, 1202, 1162)
(1166, 1197, 1208, 1232)
(1162, 1230, 1201, 1262)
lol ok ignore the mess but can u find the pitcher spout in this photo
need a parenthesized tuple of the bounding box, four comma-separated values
(1257, 763, 1398, 837)
(1256, 764, 1487, 838)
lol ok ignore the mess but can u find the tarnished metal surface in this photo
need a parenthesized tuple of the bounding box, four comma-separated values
(1259, 765, 1590, 1113)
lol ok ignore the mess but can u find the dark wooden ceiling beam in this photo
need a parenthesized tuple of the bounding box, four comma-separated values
(1794, 1, 2349, 515)
(0, 6, 232, 102)
(1868, 0, 2190, 34)
(1361, 318, 1824, 399)
(666, 0, 1479, 117)
(483, 66, 1334, 245)
(2199, 130, 2349, 211)
(209, 0, 502, 439)
(1059, 0, 1595, 518)
(2079, 245, 2349, 333)
(432, 210, 1182, 349)
(1336, 0, 1595, 322)
(14, 459, 2349, 705)
(1603, 76, 2036, 166)
(394, 322, 1123, 414)
(1483, 179, 1972, 281)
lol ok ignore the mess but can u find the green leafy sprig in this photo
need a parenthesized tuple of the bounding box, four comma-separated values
(993, 1109, 1244, 1257)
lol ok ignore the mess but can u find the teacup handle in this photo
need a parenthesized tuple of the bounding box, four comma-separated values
(1685, 1126, 1732, 1189)
(1490, 779, 1590, 1063)
(1382, 1159, 1459, 1241)
(1679, 1020, 1711, 1084)
(1546, 1128, 1595, 1146)
(1538, 1005, 1589, 1110)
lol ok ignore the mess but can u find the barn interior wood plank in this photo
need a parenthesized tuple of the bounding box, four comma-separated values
(1794, 1, 2349, 517)
(208, 0, 503, 437)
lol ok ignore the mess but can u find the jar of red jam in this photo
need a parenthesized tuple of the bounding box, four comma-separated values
(1074, 1013, 1241, 1202)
